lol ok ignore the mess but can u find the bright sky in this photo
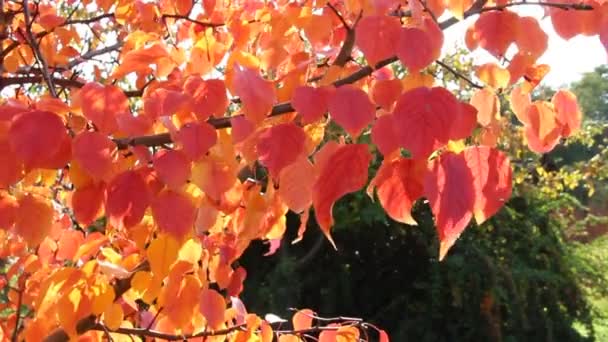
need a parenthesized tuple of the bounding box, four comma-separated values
(442, 6, 607, 88)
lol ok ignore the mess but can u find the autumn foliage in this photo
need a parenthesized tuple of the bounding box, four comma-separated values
(0, 0, 603, 340)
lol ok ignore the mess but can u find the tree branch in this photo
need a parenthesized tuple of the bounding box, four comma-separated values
(10, 287, 23, 342)
(91, 323, 247, 340)
(161, 14, 225, 28)
(436, 60, 484, 89)
(22, 0, 57, 97)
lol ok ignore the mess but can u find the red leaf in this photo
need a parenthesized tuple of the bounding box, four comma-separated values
(106, 171, 149, 229)
(143, 88, 191, 119)
(471, 10, 520, 58)
(552, 90, 582, 137)
(424, 152, 475, 260)
(328, 85, 375, 138)
(450, 103, 478, 141)
(355, 15, 402, 66)
(0, 192, 18, 230)
(396, 28, 436, 72)
(368, 158, 425, 225)
(371, 115, 399, 156)
(257, 123, 307, 178)
(15, 193, 54, 247)
(291, 86, 332, 124)
(72, 131, 116, 181)
(463, 146, 512, 224)
(151, 190, 196, 239)
(516, 16, 548, 59)
(392, 87, 457, 158)
(313, 144, 371, 246)
(233, 65, 276, 123)
(0, 139, 24, 188)
(9, 110, 66, 169)
(152, 150, 191, 189)
(80, 82, 128, 134)
(183, 77, 228, 121)
(176, 122, 217, 161)
(72, 182, 106, 226)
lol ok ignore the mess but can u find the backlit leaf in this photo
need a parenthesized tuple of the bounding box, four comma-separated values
(72, 131, 115, 181)
(424, 152, 475, 261)
(328, 85, 375, 138)
(234, 65, 276, 123)
(152, 150, 191, 189)
(80, 82, 129, 134)
(106, 170, 150, 229)
(200, 288, 226, 330)
(313, 144, 371, 246)
(151, 190, 197, 239)
(355, 15, 401, 66)
(368, 158, 426, 225)
(552, 89, 582, 137)
(463, 146, 512, 224)
(257, 123, 307, 178)
(15, 193, 54, 247)
(147, 234, 180, 279)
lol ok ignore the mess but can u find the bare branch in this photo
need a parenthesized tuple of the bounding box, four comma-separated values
(22, 0, 57, 97)
(436, 60, 484, 89)
(161, 14, 225, 28)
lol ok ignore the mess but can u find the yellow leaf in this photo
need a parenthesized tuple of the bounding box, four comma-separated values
(147, 233, 180, 279)
(103, 302, 124, 330)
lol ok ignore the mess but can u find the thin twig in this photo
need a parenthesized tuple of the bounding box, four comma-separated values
(436, 60, 484, 89)
(22, 0, 57, 97)
(161, 14, 225, 28)
(10, 287, 23, 342)
(326, 2, 350, 30)
(91, 323, 247, 340)
(417, 0, 438, 23)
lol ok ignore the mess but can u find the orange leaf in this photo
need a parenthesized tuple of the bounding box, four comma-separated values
(313, 144, 371, 246)
(368, 158, 426, 225)
(80, 82, 129, 134)
(9, 110, 67, 169)
(200, 288, 226, 330)
(72, 131, 116, 181)
(552, 89, 582, 137)
(371, 79, 403, 111)
(234, 65, 276, 124)
(328, 85, 375, 138)
(152, 190, 197, 239)
(292, 309, 314, 331)
(476, 63, 510, 89)
(15, 193, 54, 247)
(192, 155, 237, 201)
(355, 15, 401, 66)
(106, 171, 150, 229)
(257, 123, 307, 178)
(509, 85, 532, 125)
(147, 234, 180, 279)
(103, 303, 123, 330)
(524, 102, 562, 153)
(278, 156, 315, 213)
(463, 146, 512, 224)
(470, 88, 500, 126)
(424, 152, 475, 261)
